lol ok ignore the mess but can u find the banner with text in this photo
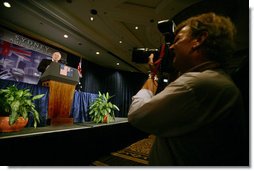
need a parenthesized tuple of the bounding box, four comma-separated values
(0, 27, 67, 84)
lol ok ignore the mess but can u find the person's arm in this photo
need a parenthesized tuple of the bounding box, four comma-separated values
(37, 59, 51, 73)
(128, 74, 201, 137)
(59, 59, 67, 65)
(128, 53, 158, 117)
(142, 77, 158, 95)
(142, 53, 159, 94)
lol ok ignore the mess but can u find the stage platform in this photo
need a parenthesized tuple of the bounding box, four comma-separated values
(0, 117, 128, 139)
(0, 118, 148, 166)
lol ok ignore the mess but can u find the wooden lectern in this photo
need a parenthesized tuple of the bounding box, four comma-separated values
(39, 62, 79, 126)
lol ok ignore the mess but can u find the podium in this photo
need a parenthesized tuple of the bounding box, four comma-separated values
(39, 62, 79, 126)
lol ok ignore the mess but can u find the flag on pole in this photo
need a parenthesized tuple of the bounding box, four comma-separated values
(78, 58, 82, 78)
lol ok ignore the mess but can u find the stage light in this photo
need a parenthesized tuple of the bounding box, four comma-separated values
(3, 1, 11, 8)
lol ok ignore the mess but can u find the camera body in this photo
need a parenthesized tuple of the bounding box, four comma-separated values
(132, 48, 160, 63)
(132, 20, 176, 73)
(157, 19, 175, 44)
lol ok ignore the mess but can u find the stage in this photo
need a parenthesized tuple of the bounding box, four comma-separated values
(0, 118, 148, 166)
(0, 117, 128, 139)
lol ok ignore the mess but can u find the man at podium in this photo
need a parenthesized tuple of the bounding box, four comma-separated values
(37, 52, 66, 85)
(37, 52, 66, 74)
(36, 52, 79, 126)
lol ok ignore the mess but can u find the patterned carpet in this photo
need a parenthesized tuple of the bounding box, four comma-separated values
(92, 135, 155, 166)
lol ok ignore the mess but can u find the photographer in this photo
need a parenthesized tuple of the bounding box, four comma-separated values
(128, 12, 248, 165)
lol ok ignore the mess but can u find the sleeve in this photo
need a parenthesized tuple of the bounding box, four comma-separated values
(128, 89, 154, 115)
(59, 59, 67, 65)
(37, 59, 51, 73)
(128, 76, 201, 137)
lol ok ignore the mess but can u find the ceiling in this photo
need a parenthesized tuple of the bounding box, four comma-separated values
(0, 0, 249, 73)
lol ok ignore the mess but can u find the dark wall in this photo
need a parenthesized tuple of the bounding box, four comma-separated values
(172, 0, 248, 51)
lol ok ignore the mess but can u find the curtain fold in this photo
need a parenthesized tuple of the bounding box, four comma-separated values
(70, 91, 98, 123)
(80, 61, 147, 117)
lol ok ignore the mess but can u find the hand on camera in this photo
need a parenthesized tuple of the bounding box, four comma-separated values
(148, 53, 158, 81)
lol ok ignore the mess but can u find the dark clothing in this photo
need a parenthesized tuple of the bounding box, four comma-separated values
(37, 59, 67, 85)
(37, 59, 67, 74)
(37, 59, 52, 74)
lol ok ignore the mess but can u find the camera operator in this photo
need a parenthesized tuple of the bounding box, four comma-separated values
(128, 12, 248, 166)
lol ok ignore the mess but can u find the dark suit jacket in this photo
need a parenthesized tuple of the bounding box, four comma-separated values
(37, 59, 52, 74)
(37, 59, 67, 74)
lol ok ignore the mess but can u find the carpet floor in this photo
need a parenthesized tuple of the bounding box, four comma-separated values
(92, 135, 155, 166)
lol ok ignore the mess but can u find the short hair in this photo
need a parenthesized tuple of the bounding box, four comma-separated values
(175, 12, 236, 64)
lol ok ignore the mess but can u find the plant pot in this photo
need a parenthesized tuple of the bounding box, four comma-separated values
(103, 114, 115, 123)
(0, 116, 28, 132)
(103, 115, 108, 123)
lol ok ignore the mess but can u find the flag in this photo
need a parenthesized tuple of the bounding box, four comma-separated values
(78, 58, 82, 78)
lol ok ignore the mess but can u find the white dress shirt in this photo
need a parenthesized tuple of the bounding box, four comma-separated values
(128, 65, 247, 165)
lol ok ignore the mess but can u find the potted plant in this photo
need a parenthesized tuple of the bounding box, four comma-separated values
(0, 85, 45, 132)
(88, 91, 119, 123)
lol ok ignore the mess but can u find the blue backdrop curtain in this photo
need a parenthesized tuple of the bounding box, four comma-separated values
(70, 91, 98, 123)
(67, 54, 147, 117)
(78, 60, 147, 117)
(67, 54, 147, 118)
(0, 79, 49, 127)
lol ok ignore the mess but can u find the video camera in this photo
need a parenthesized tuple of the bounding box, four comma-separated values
(132, 19, 176, 73)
